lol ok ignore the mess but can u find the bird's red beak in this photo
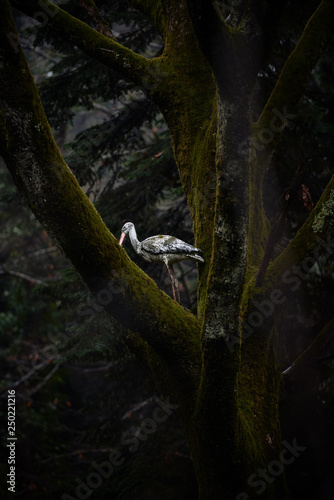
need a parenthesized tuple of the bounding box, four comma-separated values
(119, 233, 126, 246)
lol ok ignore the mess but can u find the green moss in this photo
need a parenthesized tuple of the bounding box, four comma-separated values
(256, 0, 334, 182)
(131, 0, 166, 37)
(1, 0, 203, 413)
(2, 1, 313, 497)
(262, 175, 334, 294)
(312, 188, 334, 233)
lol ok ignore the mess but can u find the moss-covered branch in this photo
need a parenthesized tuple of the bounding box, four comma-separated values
(11, 0, 159, 89)
(243, 0, 287, 54)
(263, 174, 334, 293)
(78, 0, 114, 38)
(255, 161, 311, 286)
(128, 0, 167, 38)
(255, 0, 334, 174)
(0, 0, 201, 392)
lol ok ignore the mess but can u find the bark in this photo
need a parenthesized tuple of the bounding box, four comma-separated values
(1, 0, 334, 498)
(0, 0, 201, 412)
(255, 0, 334, 177)
(265, 174, 334, 295)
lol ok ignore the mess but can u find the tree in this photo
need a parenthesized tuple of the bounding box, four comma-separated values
(1, 1, 334, 498)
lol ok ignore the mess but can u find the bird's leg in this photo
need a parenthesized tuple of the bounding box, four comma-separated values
(171, 266, 181, 303)
(166, 264, 176, 301)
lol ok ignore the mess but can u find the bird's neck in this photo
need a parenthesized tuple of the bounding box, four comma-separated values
(128, 226, 141, 254)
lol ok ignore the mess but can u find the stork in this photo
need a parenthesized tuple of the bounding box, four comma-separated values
(119, 222, 204, 302)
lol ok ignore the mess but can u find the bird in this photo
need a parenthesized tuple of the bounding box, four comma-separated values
(119, 222, 204, 302)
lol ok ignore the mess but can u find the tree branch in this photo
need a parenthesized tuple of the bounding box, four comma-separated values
(10, 245, 59, 264)
(0, 267, 45, 285)
(255, 0, 334, 173)
(78, 0, 114, 39)
(10, 0, 160, 89)
(0, 360, 50, 397)
(256, 160, 311, 286)
(263, 173, 334, 293)
(128, 0, 167, 38)
(185, 0, 238, 92)
(243, 0, 288, 56)
(28, 363, 60, 395)
(283, 317, 334, 381)
(0, 0, 201, 393)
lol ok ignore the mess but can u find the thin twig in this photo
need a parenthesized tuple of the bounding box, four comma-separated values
(0, 361, 49, 397)
(28, 364, 60, 395)
(121, 397, 153, 420)
(0, 267, 44, 285)
(79, 0, 115, 39)
(11, 245, 58, 263)
(70, 361, 121, 372)
(282, 317, 334, 379)
(41, 447, 123, 464)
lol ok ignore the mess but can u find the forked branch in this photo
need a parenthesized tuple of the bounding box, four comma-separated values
(255, 0, 334, 176)
(0, 0, 201, 389)
(11, 0, 160, 89)
(263, 174, 334, 294)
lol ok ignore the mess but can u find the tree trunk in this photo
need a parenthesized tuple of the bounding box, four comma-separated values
(2, 0, 334, 498)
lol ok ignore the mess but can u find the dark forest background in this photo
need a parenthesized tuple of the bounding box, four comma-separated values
(1, 1, 334, 498)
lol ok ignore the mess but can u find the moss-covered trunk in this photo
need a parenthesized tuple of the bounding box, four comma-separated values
(156, 44, 286, 496)
(2, 0, 334, 498)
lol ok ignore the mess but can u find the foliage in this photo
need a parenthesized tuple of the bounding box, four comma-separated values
(1, 0, 334, 499)
(0, 3, 199, 497)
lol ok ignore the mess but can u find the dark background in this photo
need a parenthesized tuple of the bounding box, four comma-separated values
(1, 1, 334, 498)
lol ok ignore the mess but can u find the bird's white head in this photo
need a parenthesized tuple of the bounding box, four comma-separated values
(119, 222, 134, 246)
